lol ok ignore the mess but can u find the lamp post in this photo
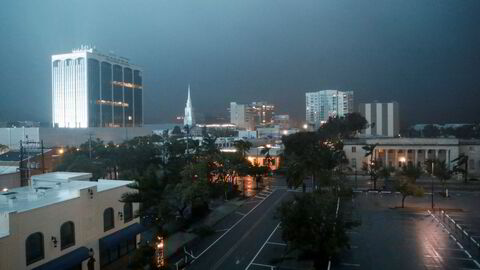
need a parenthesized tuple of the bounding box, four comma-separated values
(431, 161, 434, 210)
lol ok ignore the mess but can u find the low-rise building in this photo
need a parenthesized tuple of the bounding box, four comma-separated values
(0, 172, 141, 270)
(343, 138, 480, 177)
(0, 166, 20, 190)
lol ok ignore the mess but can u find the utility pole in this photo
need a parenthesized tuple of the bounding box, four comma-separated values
(41, 140, 45, 173)
(88, 132, 94, 160)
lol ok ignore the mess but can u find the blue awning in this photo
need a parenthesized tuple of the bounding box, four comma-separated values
(99, 223, 145, 250)
(33, 247, 89, 270)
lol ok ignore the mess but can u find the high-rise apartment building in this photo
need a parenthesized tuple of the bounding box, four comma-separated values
(306, 90, 353, 126)
(52, 46, 143, 128)
(358, 102, 399, 137)
(229, 102, 255, 130)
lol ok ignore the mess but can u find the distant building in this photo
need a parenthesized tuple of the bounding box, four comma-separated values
(0, 127, 151, 150)
(229, 102, 255, 130)
(358, 102, 399, 137)
(344, 137, 480, 177)
(0, 166, 20, 190)
(306, 90, 354, 127)
(0, 172, 142, 270)
(251, 102, 275, 126)
(184, 85, 196, 127)
(229, 101, 275, 130)
(273, 114, 290, 129)
(52, 46, 143, 128)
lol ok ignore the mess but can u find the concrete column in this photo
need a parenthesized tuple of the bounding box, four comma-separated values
(414, 150, 418, 166)
(385, 149, 389, 167)
(434, 149, 439, 160)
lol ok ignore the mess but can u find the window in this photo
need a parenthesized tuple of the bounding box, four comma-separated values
(352, 147, 356, 153)
(124, 203, 133, 223)
(104, 208, 115, 231)
(60, 221, 75, 250)
(26, 232, 44, 265)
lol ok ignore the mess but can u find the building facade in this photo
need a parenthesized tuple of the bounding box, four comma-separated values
(358, 102, 399, 137)
(251, 102, 275, 126)
(343, 138, 480, 177)
(306, 90, 354, 127)
(0, 172, 141, 270)
(229, 102, 255, 130)
(52, 46, 143, 128)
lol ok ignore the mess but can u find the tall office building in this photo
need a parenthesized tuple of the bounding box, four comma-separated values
(358, 102, 399, 137)
(52, 46, 143, 128)
(184, 85, 195, 127)
(306, 90, 353, 127)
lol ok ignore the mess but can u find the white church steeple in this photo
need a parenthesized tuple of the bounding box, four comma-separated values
(184, 84, 195, 126)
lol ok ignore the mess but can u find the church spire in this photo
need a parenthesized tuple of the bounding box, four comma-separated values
(184, 84, 195, 126)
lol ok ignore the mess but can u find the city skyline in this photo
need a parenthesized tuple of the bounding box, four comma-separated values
(1, 0, 480, 126)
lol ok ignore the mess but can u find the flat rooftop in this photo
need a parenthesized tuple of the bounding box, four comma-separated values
(0, 166, 18, 175)
(0, 177, 133, 238)
(32, 171, 92, 181)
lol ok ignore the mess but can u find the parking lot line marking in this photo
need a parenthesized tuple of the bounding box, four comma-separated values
(428, 210, 480, 269)
(235, 211, 246, 216)
(251, 262, 275, 268)
(266, 241, 287, 246)
(341, 263, 360, 267)
(246, 222, 281, 270)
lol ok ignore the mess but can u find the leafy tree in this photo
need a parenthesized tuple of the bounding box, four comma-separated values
(423, 125, 441, 138)
(317, 113, 368, 140)
(426, 159, 452, 194)
(395, 179, 424, 208)
(283, 132, 337, 190)
(277, 192, 355, 269)
(234, 140, 252, 158)
(362, 159, 381, 190)
(249, 162, 269, 189)
(400, 164, 423, 183)
(0, 144, 8, 153)
(121, 165, 172, 232)
(171, 125, 182, 135)
(55, 152, 106, 179)
(378, 166, 395, 182)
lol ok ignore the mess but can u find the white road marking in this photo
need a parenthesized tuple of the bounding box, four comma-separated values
(428, 210, 480, 269)
(192, 190, 277, 261)
(235, 211, 246, 216)
(341, 262, 361, 267)
(266, 241, 287, 246)
(245, 222, 282, 270)
(251, 262, 276, 268)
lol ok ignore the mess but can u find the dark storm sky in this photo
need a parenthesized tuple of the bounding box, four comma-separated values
(1, 0, 480, 126)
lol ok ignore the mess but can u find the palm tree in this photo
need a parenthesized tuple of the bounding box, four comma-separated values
(234, 140, 252, 158)
(452, 154, 469, 183)
(433, 160, 452, 195)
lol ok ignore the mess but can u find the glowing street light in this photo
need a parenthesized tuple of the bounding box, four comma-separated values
(154, 236, 165, 268)
(303, 124, 308, 130)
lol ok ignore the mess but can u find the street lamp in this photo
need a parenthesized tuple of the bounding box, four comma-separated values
(431, 161, 435, 210)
